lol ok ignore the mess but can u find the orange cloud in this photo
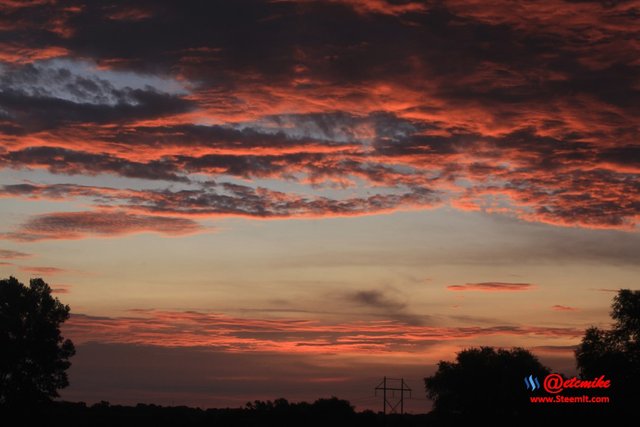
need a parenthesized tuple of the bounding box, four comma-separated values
(0, 44, 68, 63)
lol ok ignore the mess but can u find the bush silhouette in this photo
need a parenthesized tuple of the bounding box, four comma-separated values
(424, 346, 550, 419)
(0, 276, 75, 408)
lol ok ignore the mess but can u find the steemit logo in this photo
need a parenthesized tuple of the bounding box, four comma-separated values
(524, 375, 541, 391)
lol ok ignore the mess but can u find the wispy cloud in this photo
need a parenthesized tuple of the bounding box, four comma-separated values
(0, 249, 31, 259)
(51, 284, 72, 294)
(447, 282, 534, 292)
(349, 289, 405, 311)
(551, 305, 579, 312)
(19, 265, 67, 275)
(346, 289, 426, 326)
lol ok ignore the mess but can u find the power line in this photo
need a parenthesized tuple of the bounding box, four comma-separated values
(374, 377, 412, 415)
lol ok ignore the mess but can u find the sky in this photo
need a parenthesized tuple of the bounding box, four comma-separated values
(0, 0, 639, 413)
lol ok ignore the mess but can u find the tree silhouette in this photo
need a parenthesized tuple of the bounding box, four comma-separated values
(424, 346, 550, 419)
(575, 289, 640, 408)
(0, 276, 75, 408)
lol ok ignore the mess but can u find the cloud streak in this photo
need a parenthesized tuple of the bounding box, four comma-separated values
(0, 182, 439, 227)
(2, 210, 204, 241)
(19, 265, 67, 275)
(0, 249, 31, 259)
(447, 282, 534, 292)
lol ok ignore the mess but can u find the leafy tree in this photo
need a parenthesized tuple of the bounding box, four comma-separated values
(424, 346, 549, 418)
(575, 289, 640, 407)
(0, 276, 75, 407)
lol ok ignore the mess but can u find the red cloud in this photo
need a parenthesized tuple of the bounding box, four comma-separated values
(447, 282, 534, 292)
(0, 0, 637, 232)
(295, 0, 427, 16)
(63, 310, 583, 355)
(0, 44, 68, 64)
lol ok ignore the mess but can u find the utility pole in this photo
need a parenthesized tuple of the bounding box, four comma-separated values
(400, 379, 404, 415)
(374, 377, 412, 415)
(383, 376, 387, 415)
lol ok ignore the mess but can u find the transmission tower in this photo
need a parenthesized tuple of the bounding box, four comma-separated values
(374, 377, 412, 415)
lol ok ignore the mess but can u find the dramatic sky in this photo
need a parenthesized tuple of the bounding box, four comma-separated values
(0, 0, 639, 413)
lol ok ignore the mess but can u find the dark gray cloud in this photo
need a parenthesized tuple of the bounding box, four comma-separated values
(0, 147, 188, 181)
(99, 123, 356, 150)
(347, 288, 427, 326)
(349, 289, 406, 311)
(0, 182, 439, 220)
(0, 62, 194, 132)
(5, 0, 638, 108)
(0, 87, 193, 133)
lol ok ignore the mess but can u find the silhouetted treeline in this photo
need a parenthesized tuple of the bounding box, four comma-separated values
(5, 396, 622, 427)
(7, 398, 430, 427)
